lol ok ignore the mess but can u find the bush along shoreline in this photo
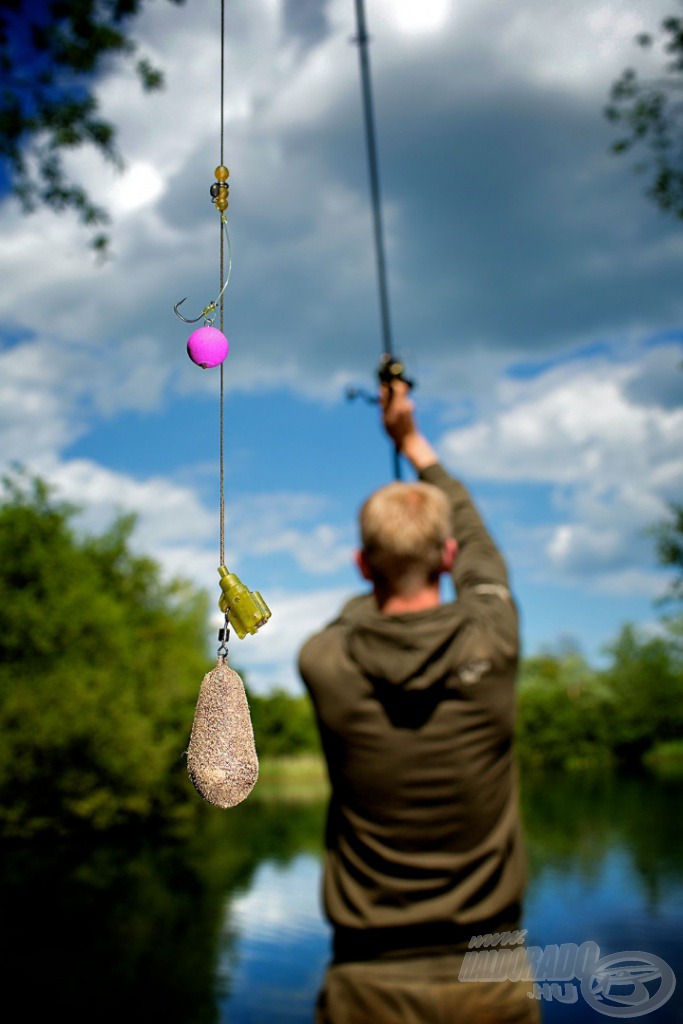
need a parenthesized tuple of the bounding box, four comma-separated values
(1, 474, 681, 837)
(515, 625, 683, 773)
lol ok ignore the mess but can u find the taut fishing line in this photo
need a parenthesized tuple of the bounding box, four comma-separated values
(174, 0, 270, 809)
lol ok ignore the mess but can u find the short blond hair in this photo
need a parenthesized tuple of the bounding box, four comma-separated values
(359, 481, 452, 592)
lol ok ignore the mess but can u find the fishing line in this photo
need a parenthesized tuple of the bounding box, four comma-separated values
(173, 0, 270, 809)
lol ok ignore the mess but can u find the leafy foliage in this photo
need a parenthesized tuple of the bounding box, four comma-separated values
(516, 623, 683, 770)
(1, 471, 682, 836)
(248, 687, 321, 759)
(601, 621, 683, 759)
(651, 502, 683, 601)
(0, 0, 183, 253)
(605, 6, 683, 218)
(247, 626, 683, 773)
(516, 651, 616, 770)
(0, 470, 211, 835)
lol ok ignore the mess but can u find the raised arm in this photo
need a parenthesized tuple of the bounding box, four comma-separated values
(380, 382, 510, 596)
(379, 380, 439, 473)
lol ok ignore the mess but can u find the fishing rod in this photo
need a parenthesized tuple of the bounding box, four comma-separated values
(347, 0, 413, 480)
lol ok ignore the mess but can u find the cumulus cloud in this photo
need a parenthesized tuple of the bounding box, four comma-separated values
(48, 458, 215, 548)
(230, 493, 354, 573)
(3, 0, 682, 410)
(1, 0, 682, 680)
(36, 460, 354, 587)
(439, 340, 683, 593)
(0, 338, 83, 461)
(3, 449, 357, 690)
(226, 584, 355, 693)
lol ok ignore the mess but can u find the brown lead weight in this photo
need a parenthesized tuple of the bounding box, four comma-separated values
(187, 660, 258, 808)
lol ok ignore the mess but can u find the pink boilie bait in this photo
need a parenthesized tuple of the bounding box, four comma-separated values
(187, 326, 229, 369)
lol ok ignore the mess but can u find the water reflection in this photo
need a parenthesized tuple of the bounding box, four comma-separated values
(2, 832, 225, 1023)
(219, 855, 331, 1023)
(522, 770, 683, 900)
(520, 771, 683, 1024)
(1, 772, 681, 1024)
(0, 799, 326, 1024)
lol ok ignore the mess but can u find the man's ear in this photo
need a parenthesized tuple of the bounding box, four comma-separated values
(355, 549, 374, 582)
(442, 537, 458, 572)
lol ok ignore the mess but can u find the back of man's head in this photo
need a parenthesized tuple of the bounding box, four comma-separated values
(359, 481, 452, 594)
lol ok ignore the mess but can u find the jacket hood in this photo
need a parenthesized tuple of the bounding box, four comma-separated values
(339, 594, 464, 691)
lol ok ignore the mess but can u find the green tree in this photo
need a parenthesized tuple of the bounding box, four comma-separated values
(516, 651, 615, 769)
(0, 470, 211, 835)
(248, 686, 321, 758)
(0, 0, 183, 253)
(652, 502, 683, 601)
(605, 5, 683, 218)
(601, 621, 683, 761)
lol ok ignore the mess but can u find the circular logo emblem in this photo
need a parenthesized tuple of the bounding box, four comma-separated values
(581, 951, 676, 1018)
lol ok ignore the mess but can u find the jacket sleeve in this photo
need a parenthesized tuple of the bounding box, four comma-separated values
(419, 463, 518, 673)
(419, 463, 510, 595)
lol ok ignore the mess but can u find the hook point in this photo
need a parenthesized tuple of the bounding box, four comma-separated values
(174, 298, 204, 324)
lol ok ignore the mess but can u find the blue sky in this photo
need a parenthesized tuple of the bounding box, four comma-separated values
(1, 0, 682, 691)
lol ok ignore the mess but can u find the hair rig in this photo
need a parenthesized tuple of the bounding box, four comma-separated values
(174, 165, 232, 369)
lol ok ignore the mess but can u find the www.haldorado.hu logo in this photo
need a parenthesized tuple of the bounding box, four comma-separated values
(459, 932, 676, 1017)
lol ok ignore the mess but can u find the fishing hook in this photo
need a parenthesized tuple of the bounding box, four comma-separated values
(173, 218, 233, 326)
(174, 298, 217, 325)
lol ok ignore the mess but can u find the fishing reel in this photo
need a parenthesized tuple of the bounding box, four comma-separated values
(346, 352, 414, 404)
(377, 352, 414, 389)
(346, 354, 414, 480)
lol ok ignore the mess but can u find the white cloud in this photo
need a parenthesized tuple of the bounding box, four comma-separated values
(0, 337, 90, 461)
(248, 523, 352, 573)
(39, 460, 355, 587)
(230, 493, 354, 573)
(1, 0, 681, 417)
(47, 457, 216, 551)
(228, 585, 355, 693)
(440, 341, 683, 593)
(1, 0, 682, 678)
(459, 0, 668, 95)
(0, 325, 175, 472)
(3, 450, 357, 691)
(378, 0, 453, 36)
(110, 162, 166, 214)
(441, 345, 683, 486)
(226, 855, 328, 947)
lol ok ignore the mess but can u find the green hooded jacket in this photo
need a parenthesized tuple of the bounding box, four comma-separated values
(298, 463, 526, 959)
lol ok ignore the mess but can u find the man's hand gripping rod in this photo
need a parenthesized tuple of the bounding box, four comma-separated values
(347, 353, 415, 480)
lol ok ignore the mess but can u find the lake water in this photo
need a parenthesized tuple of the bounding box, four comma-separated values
(2, 770, 682, 1024)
